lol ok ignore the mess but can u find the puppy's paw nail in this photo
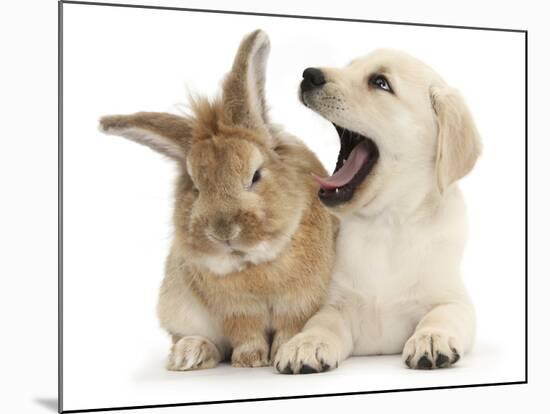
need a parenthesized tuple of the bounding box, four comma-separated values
(299, 364, 318, 374)
(435, 352, 450, 368)
(417, 355, 433, 369)
(281, 363, 293, 374)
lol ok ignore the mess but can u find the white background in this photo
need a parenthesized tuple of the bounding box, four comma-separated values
(60, 2, 526, 411)
(0, 0, 545, 413)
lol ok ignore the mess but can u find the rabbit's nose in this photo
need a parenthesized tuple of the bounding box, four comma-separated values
(207, 219, 241, 243)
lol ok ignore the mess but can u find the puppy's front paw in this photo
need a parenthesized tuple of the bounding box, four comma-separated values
(402, 329, 462, 370)
(166, 336, 221, 371)
(269, 330, 294, 362)
(231, 341, 270, 367)
(273, 332, 340, 374)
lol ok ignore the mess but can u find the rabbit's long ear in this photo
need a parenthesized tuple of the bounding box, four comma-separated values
(431, 86, 482, 193)
(99, 112, 192, 161)
(222, 30, 271, 132)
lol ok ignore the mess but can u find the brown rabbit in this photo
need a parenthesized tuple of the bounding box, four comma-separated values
(99, 30, 336, 371)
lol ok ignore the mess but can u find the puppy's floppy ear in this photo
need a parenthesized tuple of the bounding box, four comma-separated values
(431, 86, 482, 193)
(98, 112, 192, 161)
(222, 29, 271, 133)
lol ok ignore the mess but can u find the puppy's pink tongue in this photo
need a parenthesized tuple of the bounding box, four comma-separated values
(313, 143, 369, 190)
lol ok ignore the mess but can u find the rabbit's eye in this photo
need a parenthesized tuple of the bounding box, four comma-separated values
(192, 187, 199, 196)
(246, 169, 262, 190)
(251, 169, 262, 184)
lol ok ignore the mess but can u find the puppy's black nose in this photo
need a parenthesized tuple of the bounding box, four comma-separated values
(301, 67, 326, 92)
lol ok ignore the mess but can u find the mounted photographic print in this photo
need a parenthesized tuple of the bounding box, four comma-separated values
(59, 1, 527, 412)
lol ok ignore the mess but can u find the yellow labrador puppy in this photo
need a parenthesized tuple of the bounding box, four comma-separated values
(274, 49, 481, 373)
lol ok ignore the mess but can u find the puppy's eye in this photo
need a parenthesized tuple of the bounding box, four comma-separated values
(369, 75, 392, 92)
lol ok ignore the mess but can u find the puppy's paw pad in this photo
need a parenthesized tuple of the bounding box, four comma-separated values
(231, 343, 270, 368)
(402, 330, 462, 370)
(166, 336, 221, 371)
(273, 333, 340, 375)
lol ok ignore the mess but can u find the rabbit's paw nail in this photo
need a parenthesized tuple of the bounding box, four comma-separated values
(274, 333, 340, 374)
(402, 329, 463, 370)
(166, 336, 221, 371)
(231, 342, 270, 368)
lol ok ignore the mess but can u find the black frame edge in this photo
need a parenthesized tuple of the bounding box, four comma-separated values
(62, 381, 527, 413)
(60, 0, 527, 33)
(58, 0, 64, 413)
(525, 30, 529, 383)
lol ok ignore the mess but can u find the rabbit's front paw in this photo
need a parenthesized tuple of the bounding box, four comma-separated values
(231, 341, 270, 367)
(166, 336, 221, 371)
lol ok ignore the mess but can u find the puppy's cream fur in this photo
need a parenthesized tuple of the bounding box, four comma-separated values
(275, 49, 481, 372)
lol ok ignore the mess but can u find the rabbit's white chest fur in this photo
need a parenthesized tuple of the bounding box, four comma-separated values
(193, 240, 281, 275)
(192, 211, 303, 276)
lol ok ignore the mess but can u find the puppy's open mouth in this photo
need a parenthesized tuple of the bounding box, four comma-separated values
(313, 124, 379, 206)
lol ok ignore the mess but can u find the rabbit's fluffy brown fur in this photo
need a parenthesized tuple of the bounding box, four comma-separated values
(99, 30, 336, 370)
